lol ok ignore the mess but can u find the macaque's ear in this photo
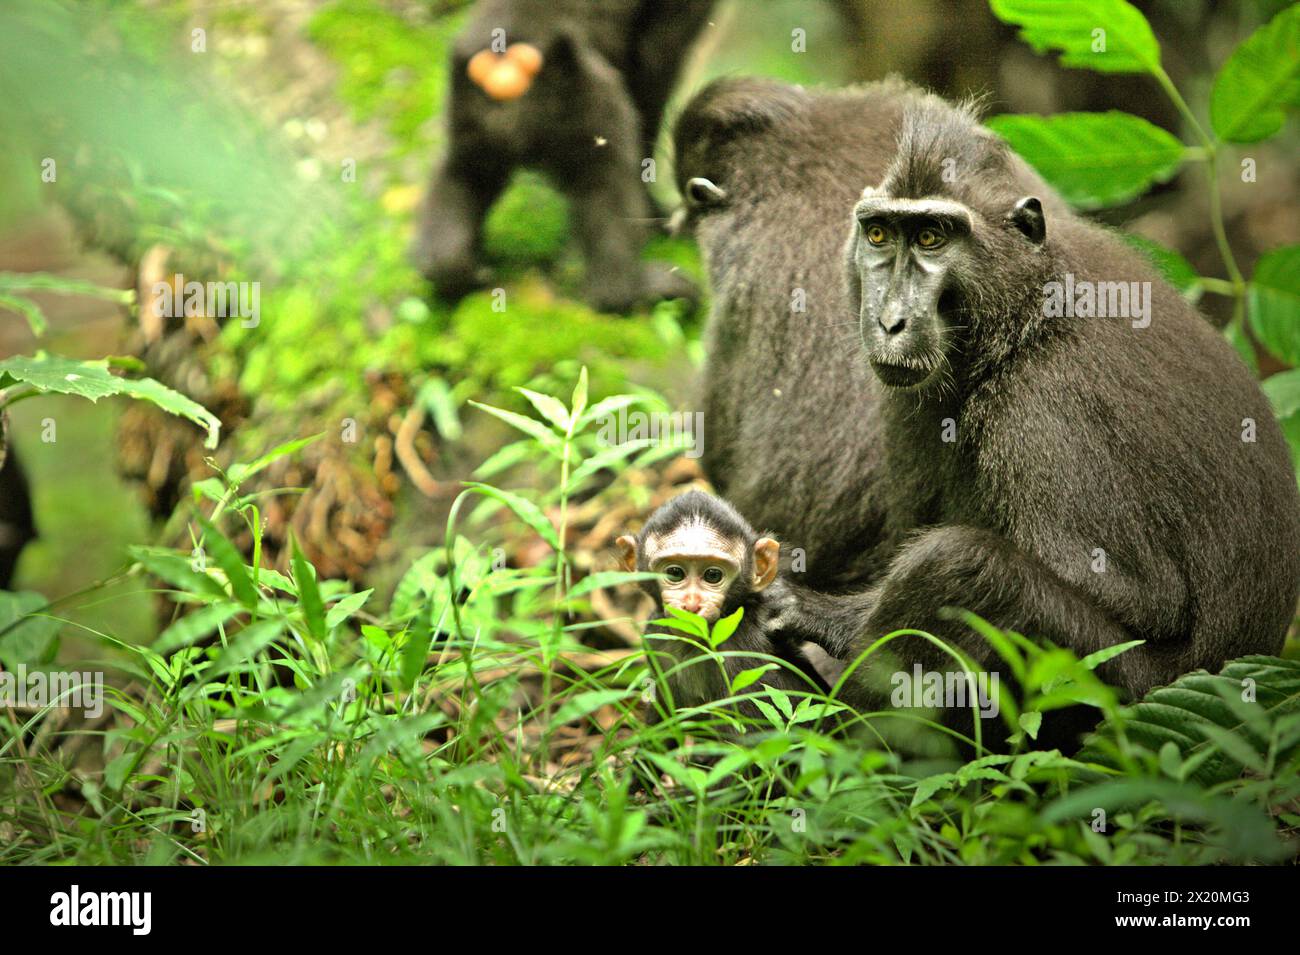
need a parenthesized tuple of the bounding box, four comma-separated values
(616, 535, 638, 573)
(753, 537, 780, 591)
(1008, 196, 1045, 245)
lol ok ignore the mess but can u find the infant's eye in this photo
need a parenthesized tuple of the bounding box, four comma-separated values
(865, 223, 889, 245)
(916, 228, 945, 249)
(703, 567, 724, 585)
(664, 566, 686, 583)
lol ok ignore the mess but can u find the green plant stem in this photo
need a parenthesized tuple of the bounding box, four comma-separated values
(1152, 67, 1246, 324)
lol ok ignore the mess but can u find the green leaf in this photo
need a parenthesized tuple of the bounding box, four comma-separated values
(418, 378, 462, 442)
(197, 519, 259, 610)
(290, 536, 327, 642)
(1122, 235, 1202, 300)
(0, 354, 220, 448)
(399, 617, 432, 692)
(1079, 655, 1300, 786)
(986, 112, 1185, 209)
(0, 591, 60, 667)
(731, 664, 777, 694)
(1210, 4, 1300, 143)
(1018, 711, 1043, 739)
(649, 606, 710, 640)
(990, 0, 1161, 74)
(569, 366, 589, 427)
(128, 546, 229, 600)
(553, 688, 634, 725)
(1262, 368, 1300, 421)
(203, 618, 287, 684)
(463, 482, 560, 550)
(1248, 245, 1300, 366)
(515, 387, 570, 432)
(468, 400, 562, 453)
(709, 606, 743, 648)
(566, 570, 660, 600)
(226, 433, 323, 487)
(154, 602, 241, 655)
(325, 589, 373, 631)
(1078, 639, 1146, 671)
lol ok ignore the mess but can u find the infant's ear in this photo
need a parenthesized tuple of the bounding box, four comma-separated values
(753, 537, 780, 591)
(616, 535, 638, 573)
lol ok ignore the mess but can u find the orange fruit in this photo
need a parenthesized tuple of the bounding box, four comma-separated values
(482, 59, 531, 100)
(505, 42, 543, 77)
(467, 49, 497, 87)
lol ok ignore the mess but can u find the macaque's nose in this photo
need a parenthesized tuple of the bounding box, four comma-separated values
(879, 300, 907, 335)
(680, 591, 702, 613)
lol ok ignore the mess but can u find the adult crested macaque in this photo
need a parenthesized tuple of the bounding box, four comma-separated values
(0, 436, 36, 589)
(617, 490, 830, 723)
(784, 95, 1300, 746)
(672, 77, 1054, 588)
(413, 0, 711, 311)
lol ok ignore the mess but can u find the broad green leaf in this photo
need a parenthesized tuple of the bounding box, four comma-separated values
(0, 354, 219, 448)
(1079, 655, 1300, 786)
(463, 482, 560, 550)
(1258, 369, 1300, 480)
(987, 112, 1185, 209)
(399, 616, 433, 692)
(1210, 4, 1300, 143)
(1019, 711, 1043, 739)
(990, 0, 1161, 74)
(1262, 368, 1300, 420)
(1248, 245, 1300, 366)
(0, 591, 60, 667)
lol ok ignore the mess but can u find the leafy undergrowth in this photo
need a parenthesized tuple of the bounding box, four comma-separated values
(2, 377, 1297, 866)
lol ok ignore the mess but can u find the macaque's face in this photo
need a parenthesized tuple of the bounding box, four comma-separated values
(617, 520, 779, 623)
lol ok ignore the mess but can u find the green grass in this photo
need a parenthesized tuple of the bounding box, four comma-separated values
(3, 380, 1297, 866)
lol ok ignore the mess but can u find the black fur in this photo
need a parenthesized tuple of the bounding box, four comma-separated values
(673, 78, 1058, 588)
(414, 0, 711, 311)
(0, 444, 35, 589)
(677, 80, 1299, 750)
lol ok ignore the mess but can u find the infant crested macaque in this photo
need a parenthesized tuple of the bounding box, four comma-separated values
(617, 490, 831, 722)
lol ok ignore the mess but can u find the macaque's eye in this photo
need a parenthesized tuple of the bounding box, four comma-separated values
(664, 566, 686, 583)
(702, 567, 725, 585)
(864, 223, 889, 246)
(916, 228, 945, 250)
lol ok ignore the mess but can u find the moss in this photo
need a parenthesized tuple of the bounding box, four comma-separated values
(445, 277, 680, 395)
(307, 0, 457, 154)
